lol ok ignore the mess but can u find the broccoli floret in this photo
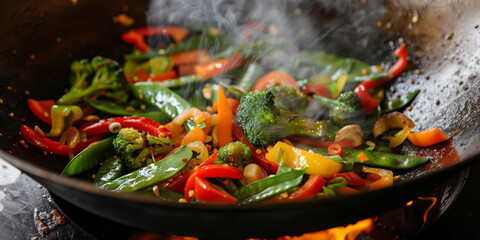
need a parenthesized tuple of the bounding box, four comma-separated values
(112, 128, 174, 171)
(57, 56, 126, 105)
(313, 91, 364, 126)
(215, 141, 252, 171)
(237, 86, 326, 148)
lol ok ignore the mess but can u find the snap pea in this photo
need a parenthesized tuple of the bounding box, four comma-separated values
(131, 82, 206, 131)
(62, 136, 115, 176)
(381, 90, 420, 113)
(212, 38, 293, 60)
(305, 147, 431, 170)
(142, 187, 184, 201)
(236, 63, 264, 90)
(101, 145, 192, 192)
(159, 75, 210, 90)
(233, 169, 305, 204)
(94, 158, 124, 186)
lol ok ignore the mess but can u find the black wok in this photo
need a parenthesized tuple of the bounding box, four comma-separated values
(1, 0, 479, 239)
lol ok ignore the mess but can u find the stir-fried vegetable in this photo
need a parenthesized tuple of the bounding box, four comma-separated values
(19, 25, 451, 205)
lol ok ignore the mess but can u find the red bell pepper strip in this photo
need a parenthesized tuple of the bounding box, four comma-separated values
(121, 26, 190, 52)
(169, 49, 209, 66)
(328, 143, 343, 155)
(27, 99, 55, 125)
(80, 117, 170, 138)
(289, 136, 354, 149)
(327, 171, 366, 187)
(287, 174, 326, 201)
(252, 71, 300, 92)
(184, 164, 242, 202)
(161, 149, 218, 193)
(194, 177, 237, 204)
(232, 122, 279, 173)
(194, 53, 243, 79)
(20, 125, 70, 155)
(135, 70, 178, 82)
(302, 83, 333, 99)
(354, 44, 408, 114)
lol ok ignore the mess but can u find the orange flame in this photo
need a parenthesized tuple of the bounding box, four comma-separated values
(281, 219, 374, 240)
(417, 196, 437, 231)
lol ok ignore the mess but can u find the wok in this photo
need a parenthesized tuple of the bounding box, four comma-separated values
(1, 0, 479, 238)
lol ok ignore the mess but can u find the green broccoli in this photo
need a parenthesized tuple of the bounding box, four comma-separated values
(313, 91, 364, 126)
(236, 86, 326, 148)
(112, 128, 174, 171)
(215, 141, 252, 171)
(57, 56, 126, 105)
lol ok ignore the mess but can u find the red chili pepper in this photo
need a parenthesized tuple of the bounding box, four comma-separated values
(80, 117, 170, 138)
(232, 122, 279, 173)
(302, 83, 333, 99)
(121, 26, 190, 52)
(184, 164, 242, 202)
(354, 44, 408, 114)
(289, 136, 354, 149)
(194, 177, 237, 204)
(287, 175, 326, 201)
(27, 99, 55, 125)
(200, 149, 218, 166)
(327, 171, 366, 187)
(20, 125, 70, 155)
(135, 70, 178, 82)
(328, 143, 343, 155)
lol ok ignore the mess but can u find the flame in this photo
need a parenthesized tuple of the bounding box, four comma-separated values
(417, 196, 437, 231)
(281, 219, 374, 240)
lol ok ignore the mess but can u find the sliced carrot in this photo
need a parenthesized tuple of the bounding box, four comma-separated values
(407, 127, 449, 147)
(181, 126, 207, 145)
(357, 152, 369, 162)
(194, 53, 243, 79)
(27, 99, 55, 125)
(165, 122, 184, 137)
(217, 87, 233, 147)
(169, 49, 210, 66)
(171, 131, 187, 147)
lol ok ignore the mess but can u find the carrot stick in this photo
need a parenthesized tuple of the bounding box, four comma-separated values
(217, 87, 233, 147)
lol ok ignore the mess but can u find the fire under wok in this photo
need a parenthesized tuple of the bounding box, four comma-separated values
(1, 0, 479, 238)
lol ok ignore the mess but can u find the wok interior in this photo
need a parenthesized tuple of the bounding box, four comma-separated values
(1, 0, 479, 238)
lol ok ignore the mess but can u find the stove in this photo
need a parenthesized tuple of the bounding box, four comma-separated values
(1, 157, 479, 240)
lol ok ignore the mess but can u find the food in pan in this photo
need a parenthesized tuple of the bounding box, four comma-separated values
(20, 25, 450, 204)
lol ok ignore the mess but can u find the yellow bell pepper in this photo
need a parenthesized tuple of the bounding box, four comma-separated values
(373, 111, 415, 148)
(265, 141, 342, 178)
(362, 166, 393, 190)
(49, 105, 83, 138)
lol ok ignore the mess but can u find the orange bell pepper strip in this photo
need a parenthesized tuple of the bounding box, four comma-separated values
(201, 111, 212, 135)
(287, 175, 326, 201)
(173, 108, 206, 126)
(181, 126, 207, 145)
(251, 71, 300, 92)
(194, 53, 243, 79)
(216, 87, 233, 147)
(27, 99, 55, 125)
(169, 49, 210, 66)
(407, 127, 449, 147)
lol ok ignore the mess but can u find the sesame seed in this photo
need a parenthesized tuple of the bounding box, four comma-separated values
(43, 151, 48, 156)
(376, 21, 382, 28)
(178, 198, 187, 203)
(407, 106, 413, 111)
(362, 69, 368, 75)
(412, 15, 419, 24)
(415, 69, 421, 74)
(268, 24, 278, 35)
(153, 186, 160, 197)
(425, 75, 430, 80)
(435, 100, 440, 105)
(294, 8, 302, 15)
(409, 79, 415, 84)
(140, 104, 147, 110)
(385, 22, 392, 29)
(138, 93, 144, 100)
(188, 190, 195, 198)
(209, 28, 219, 36)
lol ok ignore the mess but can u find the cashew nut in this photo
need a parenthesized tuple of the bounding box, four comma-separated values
(334, 124, 364, 147)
